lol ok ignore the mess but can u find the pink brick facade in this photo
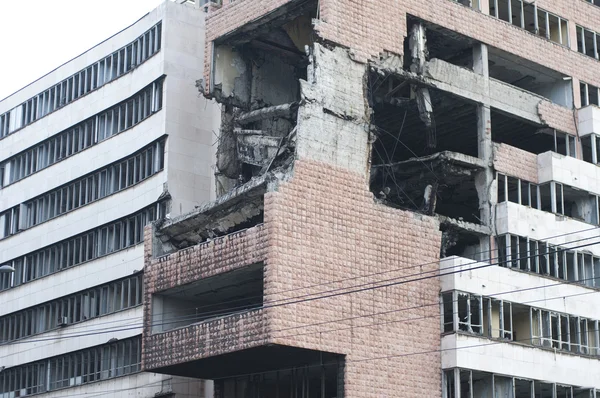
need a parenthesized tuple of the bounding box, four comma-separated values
(493, 143, 540, 183)
(142, 160, 443, 397)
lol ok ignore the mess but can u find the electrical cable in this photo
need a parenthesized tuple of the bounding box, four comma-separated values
(2, 236, 599, 348)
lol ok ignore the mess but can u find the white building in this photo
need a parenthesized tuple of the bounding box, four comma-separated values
(0, 1, 219, 396)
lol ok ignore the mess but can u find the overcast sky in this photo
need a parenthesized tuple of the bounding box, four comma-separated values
(0, 0, 164, 100)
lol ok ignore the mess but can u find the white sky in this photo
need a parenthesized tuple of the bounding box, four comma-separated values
(0, 0, 165, 100)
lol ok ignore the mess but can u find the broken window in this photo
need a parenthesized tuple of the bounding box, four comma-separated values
(490, 1, 568, 45)
(449, 289, 600, 359)
(443, 369, 457, 398)
(581, 134, 600, 165)
(442, 292, 455, 333)
(0, 23, 161, 139)
(450, 292, 484, 335)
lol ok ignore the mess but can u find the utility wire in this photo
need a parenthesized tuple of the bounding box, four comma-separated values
(46, 283, 600, 398)
(3, 236, 599, 349)
(2, 231, 599, 343)
(2, 223, 597, 328)
(3, 241, 600, 397)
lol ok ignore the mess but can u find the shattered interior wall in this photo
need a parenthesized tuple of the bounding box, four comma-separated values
(296, 43, 370, 176)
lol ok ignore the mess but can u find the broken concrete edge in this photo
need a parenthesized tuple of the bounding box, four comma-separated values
(156, 173, 271, 237)
(371, 150, 486, 171)
(237, 102, 298, 125)
(436, 215, 491, 236)
(151, 160, 296, 255)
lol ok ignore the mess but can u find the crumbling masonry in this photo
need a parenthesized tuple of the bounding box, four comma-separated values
(142, 0, 600, 397)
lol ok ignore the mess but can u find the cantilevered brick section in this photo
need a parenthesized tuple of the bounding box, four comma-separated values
(142, 160, 443, 397)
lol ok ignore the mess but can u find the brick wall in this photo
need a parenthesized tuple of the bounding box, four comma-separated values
(142, 224, 268, 369)
(493, 143, 539, 183)
(538, 101, 578, 135)
(264, 160, 443, 397)
(143, 159, 443, 397)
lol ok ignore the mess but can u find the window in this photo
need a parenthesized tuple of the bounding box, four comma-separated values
(577, 25, 600, 60)
(0, 337, 140, 396)
(0, 138, 165, 235)
(442, 291, 600, 358)
(489, 1, 568, 45)
(0, 274, 142, 343)
(0, 22, 162, 140)
(497, 233, 600, 288)
(0, 79, 164, 187)
(0, 202, 164, 290)
(497, 174, 599, 224)
(580, 81, 600, 107)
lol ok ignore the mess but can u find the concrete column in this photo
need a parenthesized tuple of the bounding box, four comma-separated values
(473, 43, 489, 78)
(473, 43, 495, 261)
(476, 105, 494, 223)
(204, 380, 215, 398)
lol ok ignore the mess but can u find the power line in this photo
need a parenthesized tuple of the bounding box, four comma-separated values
(50, 289, 600, 398)
(3, 241, 600, 396)
(1, 224, 597, 329)
(3, 236, 599, 349)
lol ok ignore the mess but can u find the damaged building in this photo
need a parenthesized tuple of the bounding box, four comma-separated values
(141, 0, 600, 397)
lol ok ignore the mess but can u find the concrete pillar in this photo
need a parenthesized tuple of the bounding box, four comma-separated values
(476, 105, 495, 228)
(409, 23, 427, 74)
(473, 43, 495, 261)
(204, 380, 215, 398)
(473, 43, 489, 78)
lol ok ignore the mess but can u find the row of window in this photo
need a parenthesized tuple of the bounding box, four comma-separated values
(497, 173, 600, 226)
(0, 274, 142, 344)
(457, 0, 600, 63)
(442, 291, 600, 356)
(0, 138, 165, 239)
(0, 22, 162, 139)
(0, 78, 164, 187)
(0, 337, 141, 397)
(0, 202, 165, 290)
(443, 368, 600, 398)
(496, 233, 600, 288)
(488, 0, 568, 45)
